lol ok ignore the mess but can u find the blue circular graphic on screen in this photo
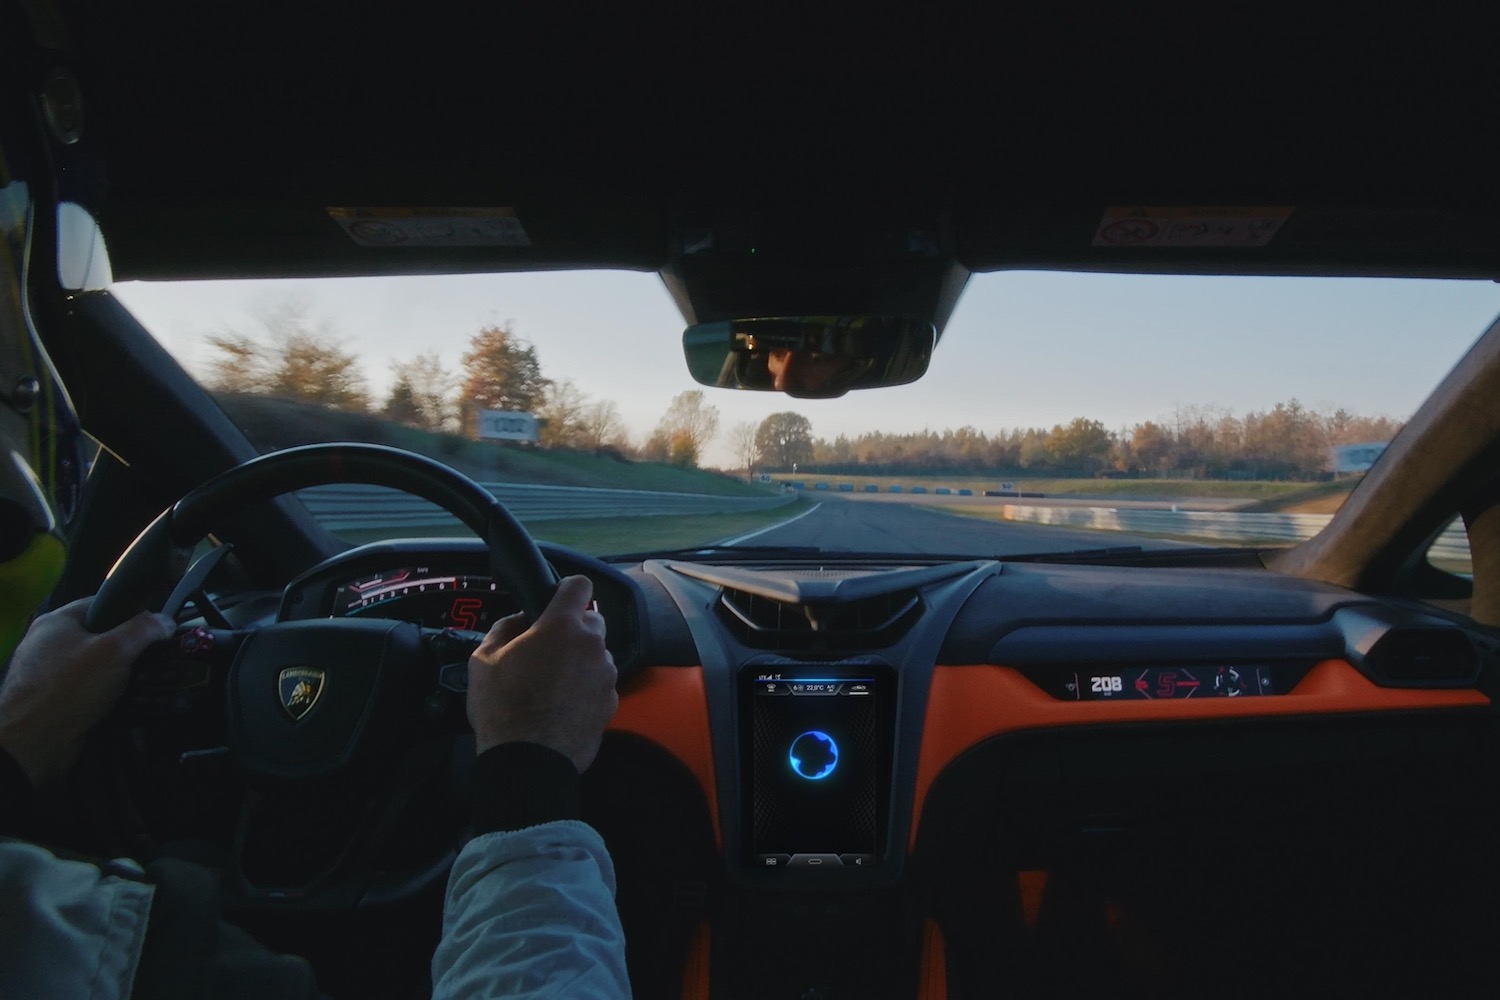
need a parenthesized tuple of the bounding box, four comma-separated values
(789, 731, 839, 780)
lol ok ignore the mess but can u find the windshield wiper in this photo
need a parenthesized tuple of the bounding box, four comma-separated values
(603, 544, 823, 563)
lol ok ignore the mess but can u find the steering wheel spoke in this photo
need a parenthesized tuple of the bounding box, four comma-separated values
(161, 542, 236, 627)
(421, 626, 486, 691)
(127, 625, 246, 721)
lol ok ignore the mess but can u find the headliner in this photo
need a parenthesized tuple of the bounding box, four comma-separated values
(36, 4, 1500, 328)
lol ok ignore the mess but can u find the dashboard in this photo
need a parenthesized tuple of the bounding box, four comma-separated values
(274, 540, 1491, 884)
(249, 537, 1497, 996)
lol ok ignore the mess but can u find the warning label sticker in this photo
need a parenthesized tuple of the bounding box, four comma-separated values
(1092, 206, 1293, 248)
(327, 207, 531, 248)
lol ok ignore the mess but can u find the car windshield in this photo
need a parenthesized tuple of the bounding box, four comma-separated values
(113, 271, 1500, 562)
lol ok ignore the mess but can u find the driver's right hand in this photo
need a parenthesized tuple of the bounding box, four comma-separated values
(465, 575, 618, 773)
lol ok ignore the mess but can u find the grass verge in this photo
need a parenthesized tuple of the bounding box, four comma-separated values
(335, 498, 812, 556)
(775, 473, 1314, 502)
(1235, 479, 1358, 514)
(528, 501, 810, 553)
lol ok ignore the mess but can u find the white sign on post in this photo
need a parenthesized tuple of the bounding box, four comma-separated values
(1331, 442, 1387, 474)
(476, 410, 539, 443)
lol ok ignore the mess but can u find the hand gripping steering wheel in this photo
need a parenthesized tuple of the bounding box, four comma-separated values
(85, 443, 558, 905)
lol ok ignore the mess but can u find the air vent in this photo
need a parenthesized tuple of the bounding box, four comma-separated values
(1365, 629, 1481, 685)
(716, 587, 922, 653)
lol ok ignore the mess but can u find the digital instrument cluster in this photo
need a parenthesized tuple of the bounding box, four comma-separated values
(329, 567, 514, 631)
(277, 540, 642, 676)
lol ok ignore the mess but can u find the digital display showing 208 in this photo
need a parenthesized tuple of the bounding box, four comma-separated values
(1071, 665, 1276, 700)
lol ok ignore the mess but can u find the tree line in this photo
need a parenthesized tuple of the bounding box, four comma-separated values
(750, 402, 1401, 481)
(202, 297, 720, 466)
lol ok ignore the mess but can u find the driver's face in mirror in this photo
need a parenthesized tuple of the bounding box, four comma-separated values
(682, 317, 935, 395)
(765, 348, 869, 396)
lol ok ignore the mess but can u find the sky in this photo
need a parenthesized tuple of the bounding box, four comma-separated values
(112, 270, 1500, 468)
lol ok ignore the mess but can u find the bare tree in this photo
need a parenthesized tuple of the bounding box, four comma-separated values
(385, 352, 456, 431)
(579, 399, 626, 452)
(651, 390, 719, 468)
(641, 426, 672, 463)
(537, 378, 589, 448)
(729, 420, 760, 474)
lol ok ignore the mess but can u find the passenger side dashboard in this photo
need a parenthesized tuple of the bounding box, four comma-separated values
(618, 555, 1496, 997)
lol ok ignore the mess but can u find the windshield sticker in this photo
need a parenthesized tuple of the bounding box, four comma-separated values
(1092, 206, 1293, 248)
(327, 207, 531, 248)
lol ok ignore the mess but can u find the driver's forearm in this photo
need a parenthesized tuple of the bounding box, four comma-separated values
(433, 820, 631, 1000)
(433, 742, 630, 998)
(0, 742, 38, 838)
(470, 741, 581, 833)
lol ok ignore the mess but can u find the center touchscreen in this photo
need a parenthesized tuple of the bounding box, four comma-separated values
(742, 667, 892, 870)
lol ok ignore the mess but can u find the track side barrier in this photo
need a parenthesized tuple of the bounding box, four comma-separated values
(295, 482, 797, 531)
(993, 504, 1470, 562)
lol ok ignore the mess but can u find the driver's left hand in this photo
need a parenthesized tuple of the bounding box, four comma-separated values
(0, 598, 173, 787)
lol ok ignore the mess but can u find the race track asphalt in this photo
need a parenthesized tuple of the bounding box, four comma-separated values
(720, 494, 1199, 556)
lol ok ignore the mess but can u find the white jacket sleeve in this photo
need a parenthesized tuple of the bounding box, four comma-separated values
(0, 840, 155, 1000)
(431, 820, 631, 1000)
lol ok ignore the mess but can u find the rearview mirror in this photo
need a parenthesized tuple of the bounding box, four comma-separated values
(682, 316, 935, 399)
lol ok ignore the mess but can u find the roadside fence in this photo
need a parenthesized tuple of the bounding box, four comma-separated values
(295, 483, 797, 531)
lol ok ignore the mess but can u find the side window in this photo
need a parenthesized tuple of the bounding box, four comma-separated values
(1426, 515, 1472, 580)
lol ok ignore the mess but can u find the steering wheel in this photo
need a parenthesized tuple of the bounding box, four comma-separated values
(84, 443, 558, 906)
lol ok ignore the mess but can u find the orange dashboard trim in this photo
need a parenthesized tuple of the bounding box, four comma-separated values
(1017, 870, 1048, 928)
(909, 660, 1490, 849)
(917, 919, 948, 999)
(609, 665, 722, 849)
(679, 921, 711, 1000)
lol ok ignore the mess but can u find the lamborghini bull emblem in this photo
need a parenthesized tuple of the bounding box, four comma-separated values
(278, 667, 326, 721)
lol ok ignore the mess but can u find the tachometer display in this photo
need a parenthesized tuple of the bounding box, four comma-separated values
(330, 567, 510, 631)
